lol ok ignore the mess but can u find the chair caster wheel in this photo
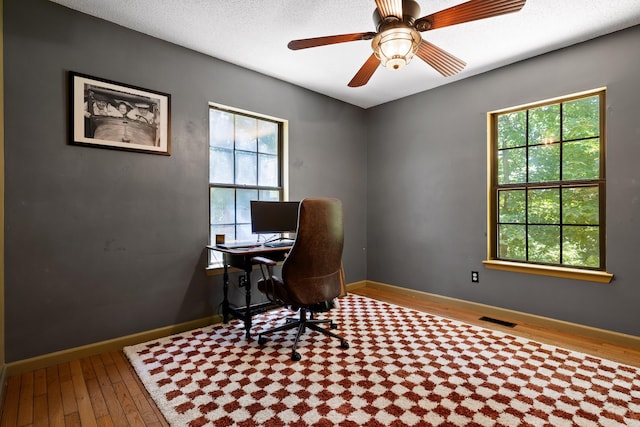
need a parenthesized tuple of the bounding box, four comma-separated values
(330, 322, 338, 329)
(340, 341, 349, 349)
(258, 336, 267, 345)
(291, 352, 301, 361)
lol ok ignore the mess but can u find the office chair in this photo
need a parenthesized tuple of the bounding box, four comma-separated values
(252, 197, 349, 361)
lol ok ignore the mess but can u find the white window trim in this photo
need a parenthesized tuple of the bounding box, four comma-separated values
(207, 102, 289, 271)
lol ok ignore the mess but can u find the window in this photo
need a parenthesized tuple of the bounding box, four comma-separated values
(485, 88, 613, 283)
(208, 104, 288, 266)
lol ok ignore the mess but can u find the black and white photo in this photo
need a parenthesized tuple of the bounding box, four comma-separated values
(70, 72, 170, 155)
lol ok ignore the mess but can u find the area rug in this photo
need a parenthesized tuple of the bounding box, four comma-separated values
(123, 294, 640, 426)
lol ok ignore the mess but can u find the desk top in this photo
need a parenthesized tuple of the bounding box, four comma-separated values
(207, 244, 293, 255)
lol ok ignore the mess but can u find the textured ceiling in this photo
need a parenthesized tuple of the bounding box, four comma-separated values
(48, 0, 640, 108)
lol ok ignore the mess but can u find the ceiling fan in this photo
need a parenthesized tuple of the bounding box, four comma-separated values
(287, 0, 527, 87)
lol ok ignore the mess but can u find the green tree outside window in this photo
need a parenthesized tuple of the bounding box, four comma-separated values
(490, 90, 605, 270)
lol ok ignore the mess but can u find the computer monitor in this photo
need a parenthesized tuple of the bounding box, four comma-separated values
(250, 200, 300, 234)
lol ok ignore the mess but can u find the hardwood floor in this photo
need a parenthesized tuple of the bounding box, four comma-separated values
(352, 287, 640, 369)
(0, 351, 168, 427)
(1, 286, 638, 426)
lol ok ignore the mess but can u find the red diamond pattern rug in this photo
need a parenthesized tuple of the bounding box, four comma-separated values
(124, 294, 640, 426)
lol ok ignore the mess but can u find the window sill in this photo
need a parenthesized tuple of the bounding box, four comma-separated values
(482, 260, 614, 284)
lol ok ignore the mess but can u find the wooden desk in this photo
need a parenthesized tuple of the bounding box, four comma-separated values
(208, 244, 292, 338)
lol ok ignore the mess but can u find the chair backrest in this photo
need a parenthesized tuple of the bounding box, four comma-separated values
(282, 198, 344, 306)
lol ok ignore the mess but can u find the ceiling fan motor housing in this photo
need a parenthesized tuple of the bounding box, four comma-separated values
(372, 0, 421, 30)
(372, 0, 422, 70)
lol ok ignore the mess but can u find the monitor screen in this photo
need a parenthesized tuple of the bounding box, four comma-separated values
(250, 201, 300, 234)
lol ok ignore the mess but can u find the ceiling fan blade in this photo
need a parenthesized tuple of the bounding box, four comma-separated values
(415, 40, 466, 77)
(288, 32, 376, 50)
(415, 0, 526, 31)
(348, 54, 381, 87)
(375, 0, 403, 20)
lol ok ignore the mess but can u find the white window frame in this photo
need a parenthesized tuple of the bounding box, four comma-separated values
(207, 102, 289, 269)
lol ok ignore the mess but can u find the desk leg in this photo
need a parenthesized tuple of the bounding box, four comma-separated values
(222, 262, 230, 324)
(243, 269, 252, 339)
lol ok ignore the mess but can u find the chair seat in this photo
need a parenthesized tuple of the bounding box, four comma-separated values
(257, 277, 337, 312)
(257, 276, 290, 303)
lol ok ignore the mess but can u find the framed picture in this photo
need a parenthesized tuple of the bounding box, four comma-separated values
(69, 71, 171, 155)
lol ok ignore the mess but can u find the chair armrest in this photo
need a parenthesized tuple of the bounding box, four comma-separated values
(251, 256, 277, 266)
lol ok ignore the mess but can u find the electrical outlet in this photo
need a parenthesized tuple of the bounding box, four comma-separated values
(471, 271, 479, 283)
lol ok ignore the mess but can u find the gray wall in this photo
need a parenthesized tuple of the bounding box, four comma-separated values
(3, 0, 367, 362)
(366, 25, 640, 337)
(4, 0, 639, 363)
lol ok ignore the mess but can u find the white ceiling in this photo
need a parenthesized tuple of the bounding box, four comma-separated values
(49, 0, 640, 109)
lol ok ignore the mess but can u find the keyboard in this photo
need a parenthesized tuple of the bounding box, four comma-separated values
(216, 241, 260, 249)
(264, 240, 295, 248)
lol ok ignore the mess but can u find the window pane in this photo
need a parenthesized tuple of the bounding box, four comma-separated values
(563, 95, 599, 140)
(529, 104, 560, 145)
(258, 120, 278, 154)
(235, 151, 257, 185)
(498, 224, 526, 260)
(528, 225, 560, 263)
(497, 111, 526, 149)
(210, 188, 234, 225)
(235, 115, 257, 152)
(259, 190, 280, 201)
(528, 188, 559, 224)
(498, 189, 525, 223)
(562, 187, 598, 225)
(497, 148, 526, 184)
(237, 189, 258, 224)
(562, 139, 600, 180)
(529, 144, 560, 182)
(209, 110, 234, 149)
(236, 190, 258, 240)
(236, 224, 253, 242)
(258, 154, 278, 187)
(562, 226, 600, 268)
(210, 147, 234, 184)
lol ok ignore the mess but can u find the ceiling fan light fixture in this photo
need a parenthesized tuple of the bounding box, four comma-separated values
(288, 0, 527, 87)
(372, 26, 421, 70)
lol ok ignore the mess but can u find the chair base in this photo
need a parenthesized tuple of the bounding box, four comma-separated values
(258, 309, 349, 361)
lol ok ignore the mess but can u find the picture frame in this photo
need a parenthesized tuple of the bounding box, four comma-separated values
(69, 71, 171, 155)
